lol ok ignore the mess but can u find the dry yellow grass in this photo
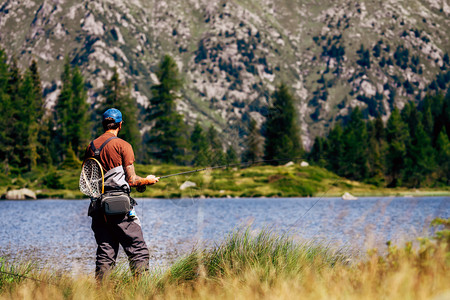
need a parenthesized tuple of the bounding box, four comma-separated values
(1, 220, 449, 300)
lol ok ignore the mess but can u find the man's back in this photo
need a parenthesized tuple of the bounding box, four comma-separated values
(85, 132, 135, 172)
(85, 132, 135, 193)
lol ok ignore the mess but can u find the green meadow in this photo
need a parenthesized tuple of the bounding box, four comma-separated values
(1, 163, 449, 199)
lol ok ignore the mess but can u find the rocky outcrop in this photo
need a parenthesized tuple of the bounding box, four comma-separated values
(342, 192, 358, 201)
(0, 0, 448, 150)
(2, 188, 37, 200)
(180, 181, 197, 190)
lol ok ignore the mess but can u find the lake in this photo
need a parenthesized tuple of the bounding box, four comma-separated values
(0, 196, 448, 274)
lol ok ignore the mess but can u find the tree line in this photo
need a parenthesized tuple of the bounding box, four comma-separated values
(0, 51, 302, 177)
(308, 94, 450, 187)
(0, 48, 448, 189)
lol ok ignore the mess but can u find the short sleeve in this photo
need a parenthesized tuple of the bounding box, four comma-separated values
(122, 142, 135, 167)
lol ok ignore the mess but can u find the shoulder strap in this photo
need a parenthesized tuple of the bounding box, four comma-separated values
(90, 136, 118, 158)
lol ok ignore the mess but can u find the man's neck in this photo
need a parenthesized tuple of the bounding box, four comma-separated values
(105, 129, 119, 137)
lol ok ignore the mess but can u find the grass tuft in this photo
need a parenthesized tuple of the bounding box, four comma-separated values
(0, 220, 449, 299)
(164, 228, 349, 284)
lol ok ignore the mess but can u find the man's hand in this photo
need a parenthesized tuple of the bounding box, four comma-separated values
(145, 175, 159, 185)
(126, 164, 160, 187)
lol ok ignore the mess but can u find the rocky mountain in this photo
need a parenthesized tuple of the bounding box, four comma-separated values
(0, 0, 449, 150)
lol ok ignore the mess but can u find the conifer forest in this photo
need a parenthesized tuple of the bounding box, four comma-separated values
(0, 49, 449, 189)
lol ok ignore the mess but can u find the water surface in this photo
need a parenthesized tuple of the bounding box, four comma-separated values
(0, 196, 448, 274)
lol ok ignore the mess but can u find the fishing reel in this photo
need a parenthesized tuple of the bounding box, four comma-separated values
(136, 185, 146, 193)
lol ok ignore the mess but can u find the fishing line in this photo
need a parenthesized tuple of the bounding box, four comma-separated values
(162, 156, 302, 207)
(159, 157, 303, 179)
(287, 176, 345, 230)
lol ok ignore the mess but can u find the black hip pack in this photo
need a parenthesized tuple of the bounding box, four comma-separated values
(101, 191, 136, 215)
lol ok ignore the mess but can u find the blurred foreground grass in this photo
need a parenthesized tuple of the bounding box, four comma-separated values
(0, 219, 449, 299)
(0, 162, 449, 199)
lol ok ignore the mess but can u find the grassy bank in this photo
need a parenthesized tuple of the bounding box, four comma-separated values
(0, 219, 449, 299)
(1, 163, 449, 199)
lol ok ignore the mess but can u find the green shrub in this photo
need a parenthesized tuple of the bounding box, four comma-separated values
(11, 176, 27, 189)
(42, 172, 65, 189)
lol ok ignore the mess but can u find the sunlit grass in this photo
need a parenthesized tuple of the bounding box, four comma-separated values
(1, 219, 449, 299)
(1, 163, 449, 199)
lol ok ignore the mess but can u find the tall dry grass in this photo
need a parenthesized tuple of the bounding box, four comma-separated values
(1, 219, 449, 299)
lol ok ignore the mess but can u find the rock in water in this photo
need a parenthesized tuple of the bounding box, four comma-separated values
(3, 188, 37, 200)
(180, 181, 197, 190)
(342, 192, 358, 201)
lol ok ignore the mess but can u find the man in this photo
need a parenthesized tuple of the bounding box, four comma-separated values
(85, 108, 159, 280)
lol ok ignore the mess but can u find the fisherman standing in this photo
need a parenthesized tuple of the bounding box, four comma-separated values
(84, 108, 159, 280)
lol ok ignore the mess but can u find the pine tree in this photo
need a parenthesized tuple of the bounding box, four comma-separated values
(366, 116, 385, 183)
(206, 125, 225, 166)
(443, 93, 450, 140)
(99, 68, 141, 157)
(242, 118, 263, 163)
(53, 59, 90, 164)
(52, 59, 72, 163)
(147, 55, 188, 164)
(264, 83, 303, 163)
(225, 146, 239, 165)
(29, 60, 44, 118)
(66, 66, 89, 159)
(325, 123, 344, 174)
(421, 103, 434, 137)
(18, 70, 39, 170)
(0, 57, 45, 172)
(435, 128, 450, 185)
(6, 59, 23, 169)
(403, 105, 435, 187)
(421, 94, 447, 146)
(385, 108, 408, 187)
(308, 136, 327, 168)
(190, 122, 208, 166)
(340, 107, 369, 180)
(0, 49, 8, 92)
(29, 60, 51, 166)
(0, 50, 13, 173)
(7, 58, 21, 103)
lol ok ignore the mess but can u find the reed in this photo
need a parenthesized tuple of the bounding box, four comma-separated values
(0, 220, 448, 299)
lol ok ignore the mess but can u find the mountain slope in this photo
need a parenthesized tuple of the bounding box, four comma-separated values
(0, 0, 449, 150)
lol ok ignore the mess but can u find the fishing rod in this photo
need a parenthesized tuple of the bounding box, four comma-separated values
(159, 157, 302, 179)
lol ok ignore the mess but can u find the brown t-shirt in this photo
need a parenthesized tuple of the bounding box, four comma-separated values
(84, 132, 135, 172)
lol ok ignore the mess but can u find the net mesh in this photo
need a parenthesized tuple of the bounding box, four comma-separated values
(79, 158, 103, 198)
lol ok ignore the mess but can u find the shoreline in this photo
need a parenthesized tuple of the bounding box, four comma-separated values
(1, 189, 449, 200)
(2, 164, 449, 200)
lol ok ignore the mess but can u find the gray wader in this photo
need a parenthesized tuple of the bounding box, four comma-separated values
(91, 210, 150, 280)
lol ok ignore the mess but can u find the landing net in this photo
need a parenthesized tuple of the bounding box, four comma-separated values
(79, 158, 104, 198)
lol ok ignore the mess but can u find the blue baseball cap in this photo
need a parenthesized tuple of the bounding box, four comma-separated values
(103, 108, 122, 123)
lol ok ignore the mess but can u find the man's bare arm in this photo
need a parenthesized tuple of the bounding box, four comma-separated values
(125, 164, 159, 187)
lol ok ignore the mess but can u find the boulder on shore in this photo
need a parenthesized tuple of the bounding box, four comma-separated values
(342, 192, 358, 201)
(2, 188, 37, 200)
(180, 181, 197, 190)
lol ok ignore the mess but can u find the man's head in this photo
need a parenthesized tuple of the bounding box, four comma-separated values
(102, 108, 123, 132)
